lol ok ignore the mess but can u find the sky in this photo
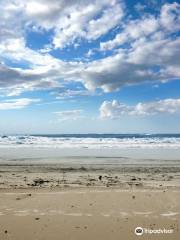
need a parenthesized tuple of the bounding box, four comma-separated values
(0, 0, 180, 134)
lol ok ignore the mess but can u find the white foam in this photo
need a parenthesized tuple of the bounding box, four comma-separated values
(0, 135, 180, 149)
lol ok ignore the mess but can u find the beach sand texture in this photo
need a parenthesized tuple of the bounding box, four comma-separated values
(0, 189, 179, 240)
(0, 162, 180, 240)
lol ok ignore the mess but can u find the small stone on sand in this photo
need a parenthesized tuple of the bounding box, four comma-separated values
(99, 175, 102, 181)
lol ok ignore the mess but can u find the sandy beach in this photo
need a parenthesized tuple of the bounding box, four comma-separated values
(0, 160, 180, 240)
(0, 136, 180, 239)
(0, 188, 179, 240)
(0, 0, 180, 237)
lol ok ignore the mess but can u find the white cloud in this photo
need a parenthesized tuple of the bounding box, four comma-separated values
(100, 100, 130, 119)
(0, 1, 121, 95)
(100, 2, 180, 51)
(160, 2, 180, 31)
(54, 109, 83, 121)
(100, 17, 159, 51)
(49, 0, 124, 49)
(128, 37, 180, 66)
(100, 32, 127, 51)
(86, 3, 123, 40)
(55, 88, 94, 100)
(100, 99, 180, 119)
(79, 3, 180, 93)
(0, 62, 65, 96)
(7, 0, 123, 50)
(0, 98, 40, 110)
(0, 1, 179, 97)
(79, 36, 180, 92)
(85, 49, 95, 58)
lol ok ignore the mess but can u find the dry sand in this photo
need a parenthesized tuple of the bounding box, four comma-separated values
(0, 164, 180, 239)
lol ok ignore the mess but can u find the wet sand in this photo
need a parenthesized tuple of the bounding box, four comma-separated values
(0, 163, 180, 239)
(0, 189, 180, 240)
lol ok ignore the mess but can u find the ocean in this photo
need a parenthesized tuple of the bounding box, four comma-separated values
(0, 134, 180, 165)
(0, 134, 180, 149)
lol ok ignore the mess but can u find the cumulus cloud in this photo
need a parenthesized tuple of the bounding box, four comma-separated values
(100, 17, 159, 51)
(160, 2, 180, 31)
(100, 99, 180, 119)
(0, 63, 65, 96)
(0, 0, 124, 52)
(54, 109, 83, 121)
(13, 0, 123, 49)
(100, 2, 180, 51)
(0, 98, 40, 110)
(81, 1, 180, 93)
(79, 36, 180, 92)
(52, 0, 124, 49)
(0, 1, 179, 96)
(0, 0, 124, 94)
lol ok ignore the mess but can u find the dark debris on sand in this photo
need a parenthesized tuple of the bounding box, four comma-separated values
(32, 178, 49, 186)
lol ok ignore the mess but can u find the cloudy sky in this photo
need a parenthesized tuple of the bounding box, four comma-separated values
(0, 0, 180, 134)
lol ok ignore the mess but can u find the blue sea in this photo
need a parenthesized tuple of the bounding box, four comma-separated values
(0, 134, 180, 149)
(0, 134, 180, 165)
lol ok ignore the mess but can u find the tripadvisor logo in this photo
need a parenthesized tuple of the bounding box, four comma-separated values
(135, 226, 174, 236)
(135, 227, 143, 236)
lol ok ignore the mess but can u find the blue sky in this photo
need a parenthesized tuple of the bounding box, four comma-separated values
(0, 0, 180, 134)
